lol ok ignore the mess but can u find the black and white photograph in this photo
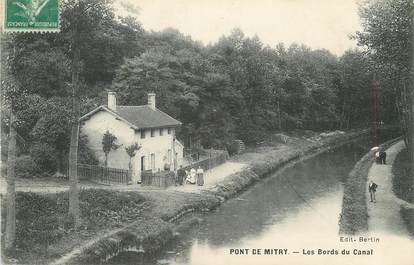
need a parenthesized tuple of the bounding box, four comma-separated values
(0, 0, 413, 264)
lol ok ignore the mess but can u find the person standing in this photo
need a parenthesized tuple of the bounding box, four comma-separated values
(379, 150, 387, 164)
(196, 166, 204, 186)
(187, 168, 196, 184)
(184, 170, 190, 184)
(177, 165, 185, 185)
(375, 151, 380, 164)
(368, 180, 378, 203)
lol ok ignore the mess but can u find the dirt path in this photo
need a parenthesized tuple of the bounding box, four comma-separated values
(367, 141, 414, 237)
(166, 162, 247, 193)
(0, 162, 247, 195)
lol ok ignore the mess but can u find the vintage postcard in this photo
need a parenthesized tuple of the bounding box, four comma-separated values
(1, 0, 413, 265)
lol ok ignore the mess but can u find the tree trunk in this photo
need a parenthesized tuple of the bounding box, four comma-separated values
(410, 88, 414, 183)
(55, 149, 65, 176)
(277, 98, 282, 131)
(339, 97, 346, 130)
(5, 112, 17, 250)
(68, 6, 81, 228)
(129, 158, 133, 183)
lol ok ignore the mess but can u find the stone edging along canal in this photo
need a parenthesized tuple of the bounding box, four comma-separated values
(339, 136, 402, 235)
(62, 126, 400, 265)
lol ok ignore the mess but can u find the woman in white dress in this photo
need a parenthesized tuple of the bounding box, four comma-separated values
(186, 168, 196, 184)
(196, 166, 204, 186)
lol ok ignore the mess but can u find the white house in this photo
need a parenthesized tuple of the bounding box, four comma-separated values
(80, 92, 183, 184)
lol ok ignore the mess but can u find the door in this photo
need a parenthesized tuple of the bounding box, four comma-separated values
(141, 156, 145, 171)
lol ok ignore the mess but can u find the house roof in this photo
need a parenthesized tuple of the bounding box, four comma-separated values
(80, 105, 181, 130)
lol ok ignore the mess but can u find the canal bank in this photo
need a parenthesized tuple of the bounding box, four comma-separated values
(339, 137, 403, 235)
(51, 127, 400, 265)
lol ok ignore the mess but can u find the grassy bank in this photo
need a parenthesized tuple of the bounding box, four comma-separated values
(1, 190, 148, 264)
(392, 147, 413, 204)
(392, 147, 414, 237)
(339, 137, 402, 235)
(339, 150, 372, 234)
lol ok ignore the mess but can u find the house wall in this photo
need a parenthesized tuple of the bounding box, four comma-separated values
(81, 110, 184, 184)
(133, 128, 179, 181)
(175, 140, 184, 167)
(80, 110, 134, 170)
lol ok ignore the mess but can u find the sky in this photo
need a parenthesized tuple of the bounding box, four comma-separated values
(117, 0, 362, 56)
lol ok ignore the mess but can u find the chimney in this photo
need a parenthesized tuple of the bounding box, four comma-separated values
(108, 92, 116, 111)
(148, 93, 156, 110)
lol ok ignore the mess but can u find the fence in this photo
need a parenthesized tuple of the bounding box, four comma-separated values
(69, 164, 130, 185)
(183, 150, 229, 172)
(141, 170, 175, 188)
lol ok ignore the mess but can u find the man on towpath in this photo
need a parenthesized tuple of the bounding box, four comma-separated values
(368, 180, 378, 203)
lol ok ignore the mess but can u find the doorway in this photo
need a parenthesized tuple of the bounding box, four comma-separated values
(141, 156, 145, 171)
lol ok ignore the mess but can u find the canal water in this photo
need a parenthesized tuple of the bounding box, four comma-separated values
(108, 135, 402, 265)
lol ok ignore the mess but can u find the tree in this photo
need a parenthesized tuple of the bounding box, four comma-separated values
(338, 50, 374, 129)
(30, 97, 72, 175)
(67, 0, 81, 229)
(356, 0, 413, 169)
(64, 0, 118, 229)
(5, 112, 17, 250)
(102, 130, 120, 167)
(125, 143, 141, 182)
(2, 35, 22, 251)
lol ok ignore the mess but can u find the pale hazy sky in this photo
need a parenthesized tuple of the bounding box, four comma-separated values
(118, 0, 362, 55)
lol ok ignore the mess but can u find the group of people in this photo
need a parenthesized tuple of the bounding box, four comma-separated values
(375, 150, 387, 164)
(176, 165, 204, 186)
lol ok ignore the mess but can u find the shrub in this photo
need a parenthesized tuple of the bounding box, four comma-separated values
(10, 192, 68, 250)
(79, 134, 98, 165)
(15, 155, 38, 178)
(226, 141, 239, 156)
(392, 148, 413, 203)
(79, 189, 146, 228)
(1, 190, 146, 252)
(29, 143, 58, 174)
(237, 123, 267, 144)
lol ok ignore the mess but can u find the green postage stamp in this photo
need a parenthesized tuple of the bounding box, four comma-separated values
(3, 0, 60, 32)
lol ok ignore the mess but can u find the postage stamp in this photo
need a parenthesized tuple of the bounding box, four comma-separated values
(3, 0, 60, 32)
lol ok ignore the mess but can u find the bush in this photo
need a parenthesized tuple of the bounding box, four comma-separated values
(1, 190, 146, 252)
(30, 143, 58, 174)
(79, 134, 98, 165)
(79, 189, 146, 228)
(15, 155, 38, 178)
(11, 192, 68, 250)
(226, 141, 240, 156)
(237, 123, 267, 144)
(392, 148, 413, 203)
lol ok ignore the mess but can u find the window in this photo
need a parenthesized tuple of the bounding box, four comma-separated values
(167, 128, 171, 134)
(140, 130, 145, 139)
(168, 149, 172, 164)
(151, 129, 155, 137)
(160, 128, 163, 136)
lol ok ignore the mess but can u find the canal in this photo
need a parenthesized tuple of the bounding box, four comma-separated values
(108, 136, 394, 265)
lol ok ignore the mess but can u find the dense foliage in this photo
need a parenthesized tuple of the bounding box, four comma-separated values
(1, 0, 403, 176)
(356, 0, 413, 157)
(392, 148, 413, 203)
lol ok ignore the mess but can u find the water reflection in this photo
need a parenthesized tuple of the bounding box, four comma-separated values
(109, 143, 365, 265)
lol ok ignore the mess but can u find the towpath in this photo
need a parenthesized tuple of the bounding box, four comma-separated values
(367, 140, 414, 237)
(0, 161, 247, 194)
